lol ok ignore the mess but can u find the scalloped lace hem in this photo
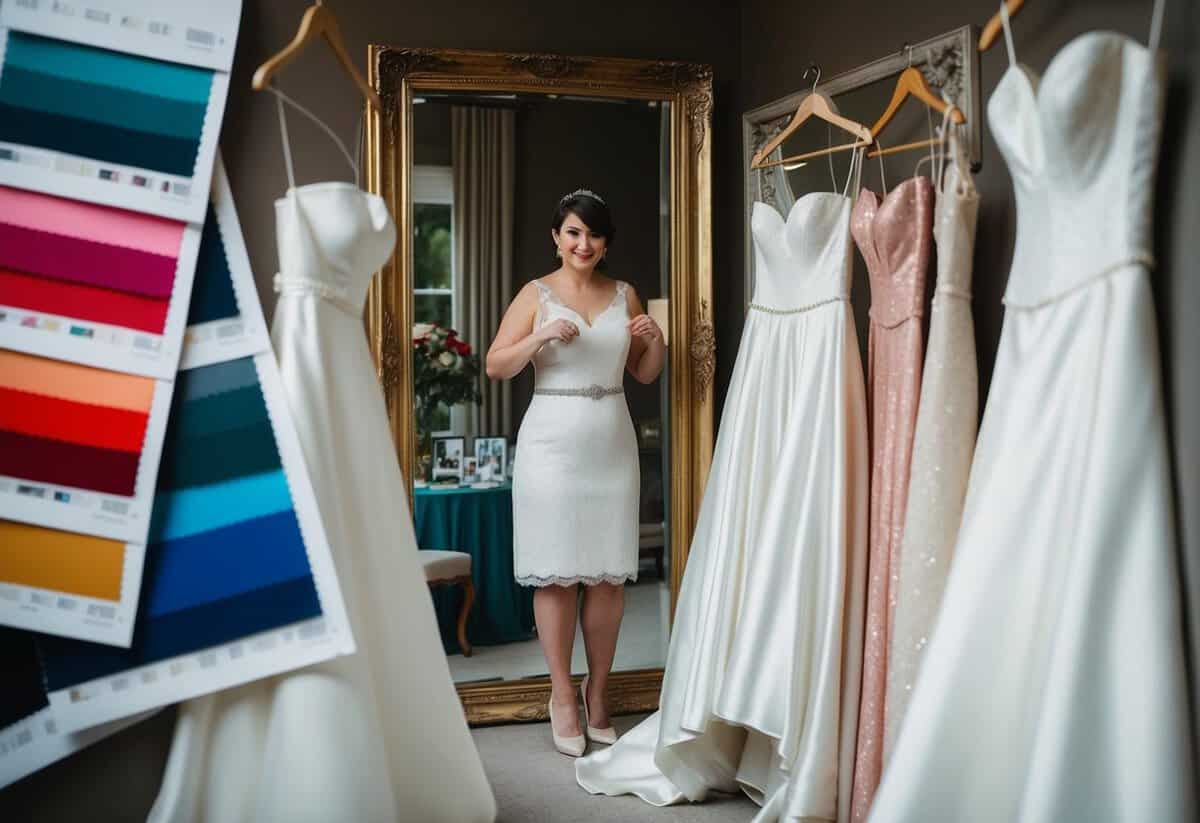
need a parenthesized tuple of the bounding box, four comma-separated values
(515, 571, 637, 587)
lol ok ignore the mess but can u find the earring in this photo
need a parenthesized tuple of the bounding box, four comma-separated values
(555, 248, 562, 258)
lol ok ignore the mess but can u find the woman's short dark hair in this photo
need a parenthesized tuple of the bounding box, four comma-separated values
(553, 192, 616, 268)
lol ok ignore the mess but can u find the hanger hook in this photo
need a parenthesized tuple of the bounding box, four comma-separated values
(801, 64, 821, 94)
(904, 42, 914, 68)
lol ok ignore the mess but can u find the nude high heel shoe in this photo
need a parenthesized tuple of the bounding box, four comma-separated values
(548, 698, 586, 757)
(581, 675, 618, 745)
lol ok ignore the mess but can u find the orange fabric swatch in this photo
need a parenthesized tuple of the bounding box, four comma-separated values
(0, 521, 124, 601)
(0, 349, 154, 412)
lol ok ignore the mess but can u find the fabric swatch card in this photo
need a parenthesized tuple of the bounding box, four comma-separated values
(0, 28, 230, 223)
(0, 627, 149, 789)
(0, 185, 201, 379)
(179, 154, 270, 370)
(0, 350, 171, 544)
(1, 0, 242, 72)
(0, 521, 143, 646)
(37, 354, 355, 732)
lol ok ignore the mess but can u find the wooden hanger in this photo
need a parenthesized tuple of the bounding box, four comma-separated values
(252, 1, 382, 111)
(979, 0, 1026, 52)
(750, 66, 873, 170)
(865, 50, 965, 158)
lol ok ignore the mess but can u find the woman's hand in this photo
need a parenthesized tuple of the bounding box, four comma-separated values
(537, 318, 580, 344)
(628, 314, 664, 345)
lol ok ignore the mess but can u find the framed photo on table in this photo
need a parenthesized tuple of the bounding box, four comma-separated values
(462, 456, 480, 484)
(432, 436, 465, 482)
(474, 437, 507, 483)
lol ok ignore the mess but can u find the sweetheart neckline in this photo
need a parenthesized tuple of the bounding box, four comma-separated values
(854, 176, 930, 223)
(752, 191, 851, 227)
(992, 30, 1154, 113)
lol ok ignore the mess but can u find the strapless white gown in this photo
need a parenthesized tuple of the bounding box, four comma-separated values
(869, 30, 1196, 823)
(147, 182, 496, 822)
(576, 182, 869, 822)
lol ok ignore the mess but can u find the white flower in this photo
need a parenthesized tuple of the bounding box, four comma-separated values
(412, 322, 435, 338)
(438, 351, 458, 368)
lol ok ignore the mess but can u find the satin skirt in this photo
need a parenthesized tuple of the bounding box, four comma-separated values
(576, 302, 869, 823)
(147, 292, 496, 822)
(870, 270, 1196, 821)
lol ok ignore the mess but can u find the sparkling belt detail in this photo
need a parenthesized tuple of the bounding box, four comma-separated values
(274, 273, 359, 315)
(534, 384, 624, 400)
(749, 295, 848, 315)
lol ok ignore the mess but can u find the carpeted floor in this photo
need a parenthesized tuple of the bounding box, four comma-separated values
(472, 713, 759, 822)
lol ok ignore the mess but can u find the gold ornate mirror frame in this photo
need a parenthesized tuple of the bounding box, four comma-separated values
(364, 46, 714, 724)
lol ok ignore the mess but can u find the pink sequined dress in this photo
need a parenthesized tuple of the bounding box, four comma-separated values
(848, 175, 932, 823)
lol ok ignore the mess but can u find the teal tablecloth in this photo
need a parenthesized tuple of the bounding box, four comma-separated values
(414, 481, 534, 654)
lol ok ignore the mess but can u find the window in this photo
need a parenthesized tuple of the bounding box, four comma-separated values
(413, 166, 455, 434)
(413, 166, 454, 329)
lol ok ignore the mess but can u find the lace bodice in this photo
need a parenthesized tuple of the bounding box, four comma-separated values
(531, 279, 631, 390)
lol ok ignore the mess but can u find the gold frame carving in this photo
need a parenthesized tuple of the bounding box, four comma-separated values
(365, 46, 714, 725)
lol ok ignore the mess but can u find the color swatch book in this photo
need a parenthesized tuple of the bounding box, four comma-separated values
(0, 349, 171, 544)
(0, 185, 201, 379)
(0, 521, 143, 646)
(2, 0, 242, 72)
(35, 353, 355, 732)
(0, 627, 150, 789)
(0, 0, 243, 223)
(179, 154, 271, 370)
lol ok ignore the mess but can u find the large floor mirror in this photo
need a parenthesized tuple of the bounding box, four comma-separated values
(365, 47, 714, 724)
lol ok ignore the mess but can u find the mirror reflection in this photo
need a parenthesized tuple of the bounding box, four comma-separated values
(409, 92, 673, 695)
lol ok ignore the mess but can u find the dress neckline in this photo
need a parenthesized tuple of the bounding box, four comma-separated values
(538, 278, 624, 329)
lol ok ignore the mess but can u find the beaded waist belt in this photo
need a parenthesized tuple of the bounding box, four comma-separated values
(533, 384, 624, 400)
(748, 295, 847, 314)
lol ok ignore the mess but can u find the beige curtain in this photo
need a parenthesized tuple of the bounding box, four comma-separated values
(452, 106, 515, 438)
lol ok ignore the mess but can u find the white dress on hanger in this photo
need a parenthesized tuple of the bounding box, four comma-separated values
(869, 19, 1196, 823)
(576, 152, 869, 823)
(148, 96, 496, 823)
(881, 128, 979, 758)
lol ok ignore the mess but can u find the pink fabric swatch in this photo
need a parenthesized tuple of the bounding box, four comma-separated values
(0, 185, 184, 256)
(0, 222, 177, 298)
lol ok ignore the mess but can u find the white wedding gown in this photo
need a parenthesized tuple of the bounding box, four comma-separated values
(148, 102, 496, 823)
(869, 20, 1196, 823)
(576, 152, 869, 823)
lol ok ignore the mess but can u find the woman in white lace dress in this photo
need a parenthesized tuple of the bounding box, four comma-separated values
(486, 190, 665, 756)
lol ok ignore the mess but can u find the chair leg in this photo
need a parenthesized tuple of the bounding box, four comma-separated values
(458, 578, 475, 657)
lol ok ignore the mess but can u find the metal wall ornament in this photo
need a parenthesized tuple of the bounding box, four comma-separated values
(365, 45, 715, 725)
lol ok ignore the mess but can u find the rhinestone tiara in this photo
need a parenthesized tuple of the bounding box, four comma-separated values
(559, 188, 606, 206)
